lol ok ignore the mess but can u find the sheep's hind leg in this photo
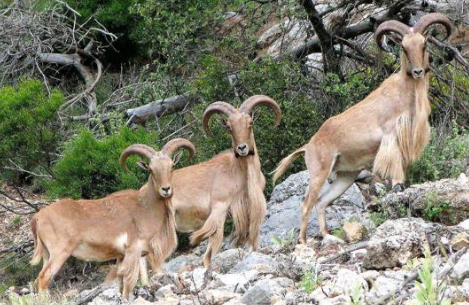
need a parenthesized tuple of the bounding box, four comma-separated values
(36, 247, 71, 292)
(300, 152, 332, 244)
(315, 171, 359, 237)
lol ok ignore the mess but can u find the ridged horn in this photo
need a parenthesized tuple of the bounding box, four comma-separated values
(161, 138, 196, 159)
(120, 144, 157, 171)
(239, 95, 282, 127)
(375, 20, 411, 51)
(202, 102, 237, 136)
(413, 13, 452, 40)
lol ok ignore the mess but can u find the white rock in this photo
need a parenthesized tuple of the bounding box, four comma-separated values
(215, 270, 259, 293)
(131, 297, 152, 305)
(212, 248, 247, 274)
(458, 219, 469, 231)
(330, 269, 368, 297)
(291, 244, 317, 273)
(202, 289, 240, 305)
(310, 284, 333, 302)
(366, 275, 402, 305)
(318, 295, 348, 305)
(240, 278, 290, 305)
(363, 218, 430, 269)
(452, 252, 469, 280)
(163, 253, 200, 273)
(360, 270, 380, 284)
(155, 285, 176, 298)
(229, 252, 277, 274)
(321, 234, 345, 248)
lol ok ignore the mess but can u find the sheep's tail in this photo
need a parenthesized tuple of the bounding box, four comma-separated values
(272, 146, 306, 184)
(30, 217, 44, 265)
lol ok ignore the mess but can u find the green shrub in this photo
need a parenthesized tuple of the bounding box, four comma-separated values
(47, 127, 159, 199)
(422, 191, 451, 223)
(187, 58, 384, 193)
(0, 258, 40, 291)
(408, 124, 469, 184)
(131, 0, 224, 66)
(0, 79, 64, 182)
(299, 269, 322, 292)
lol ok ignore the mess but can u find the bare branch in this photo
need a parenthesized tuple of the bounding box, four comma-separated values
(125, 94, 199, 125)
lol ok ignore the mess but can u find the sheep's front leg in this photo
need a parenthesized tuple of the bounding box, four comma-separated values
(190, 203, 229, 267)
(118, 246, 141, 300)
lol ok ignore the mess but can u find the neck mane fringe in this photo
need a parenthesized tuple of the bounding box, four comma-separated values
(148, 199, 177, 267)
(143, 180, 177, 267)
(229, 150, 266, 248)
(373, 54, 431, 182)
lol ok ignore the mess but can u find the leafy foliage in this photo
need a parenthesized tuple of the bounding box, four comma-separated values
(131, 0, 224, 65)
(0, 258, 40, 294)
(47, 127, 159, 199)
(348, 282, 365, 305)
(299, 268, 322, 292)
(0, 79, 63, 182)
(411, 249, 453, 305)
(423, 192, 451, 222)
(408, 124, 469, 184)
(271, 229, 296, 249)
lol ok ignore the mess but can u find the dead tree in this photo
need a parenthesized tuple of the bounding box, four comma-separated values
(0, 1, 116, 121)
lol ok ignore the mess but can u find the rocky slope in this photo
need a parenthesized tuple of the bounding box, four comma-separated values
(3, 172, 469, 305)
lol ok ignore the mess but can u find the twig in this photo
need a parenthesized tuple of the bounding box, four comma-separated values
(317, 241, 369, 264)
(0, 240, 34, 255)
(74, 284, 106, 305)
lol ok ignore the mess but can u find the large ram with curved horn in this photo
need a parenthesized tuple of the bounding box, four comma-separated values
(30, 139, 195, 300)
(140, 95, 281, 270)
(273, 13, 452, 244)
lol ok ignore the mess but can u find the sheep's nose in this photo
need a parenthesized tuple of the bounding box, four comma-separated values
(413, 68, 424, 77)
(161, 186, 171, 192)
(237, 144, 247, 151)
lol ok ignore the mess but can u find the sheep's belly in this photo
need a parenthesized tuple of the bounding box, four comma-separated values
(175, 211, 205, 233)
(72, 243, 120, 262)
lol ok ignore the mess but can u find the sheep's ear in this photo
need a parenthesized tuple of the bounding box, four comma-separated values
(137, 161, 150, 172)
(172, 151, 183, 165)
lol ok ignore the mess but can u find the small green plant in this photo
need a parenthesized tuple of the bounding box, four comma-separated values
(410, 249, 454, 305)
(331, 228, 346, 240)
(369, 209, 390, 228)
(348, 282, 365, 305)
(10, 216, 21, 228)
(423, 192, 451, 222)
(404, 257, 423, 272)
(272, 229, 296, 248)
(299, 268, 322, 292)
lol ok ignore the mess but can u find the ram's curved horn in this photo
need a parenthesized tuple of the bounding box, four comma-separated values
(375, 20, 411, 51)
(202, 102, 237, 136)
(161, 138, 196, 159)
(413, 13, 452, 40)
(239, 95, 282, 127)
(120, 144, 157, 171)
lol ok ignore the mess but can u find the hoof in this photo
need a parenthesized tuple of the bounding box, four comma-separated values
(392, 183, 405, 193)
